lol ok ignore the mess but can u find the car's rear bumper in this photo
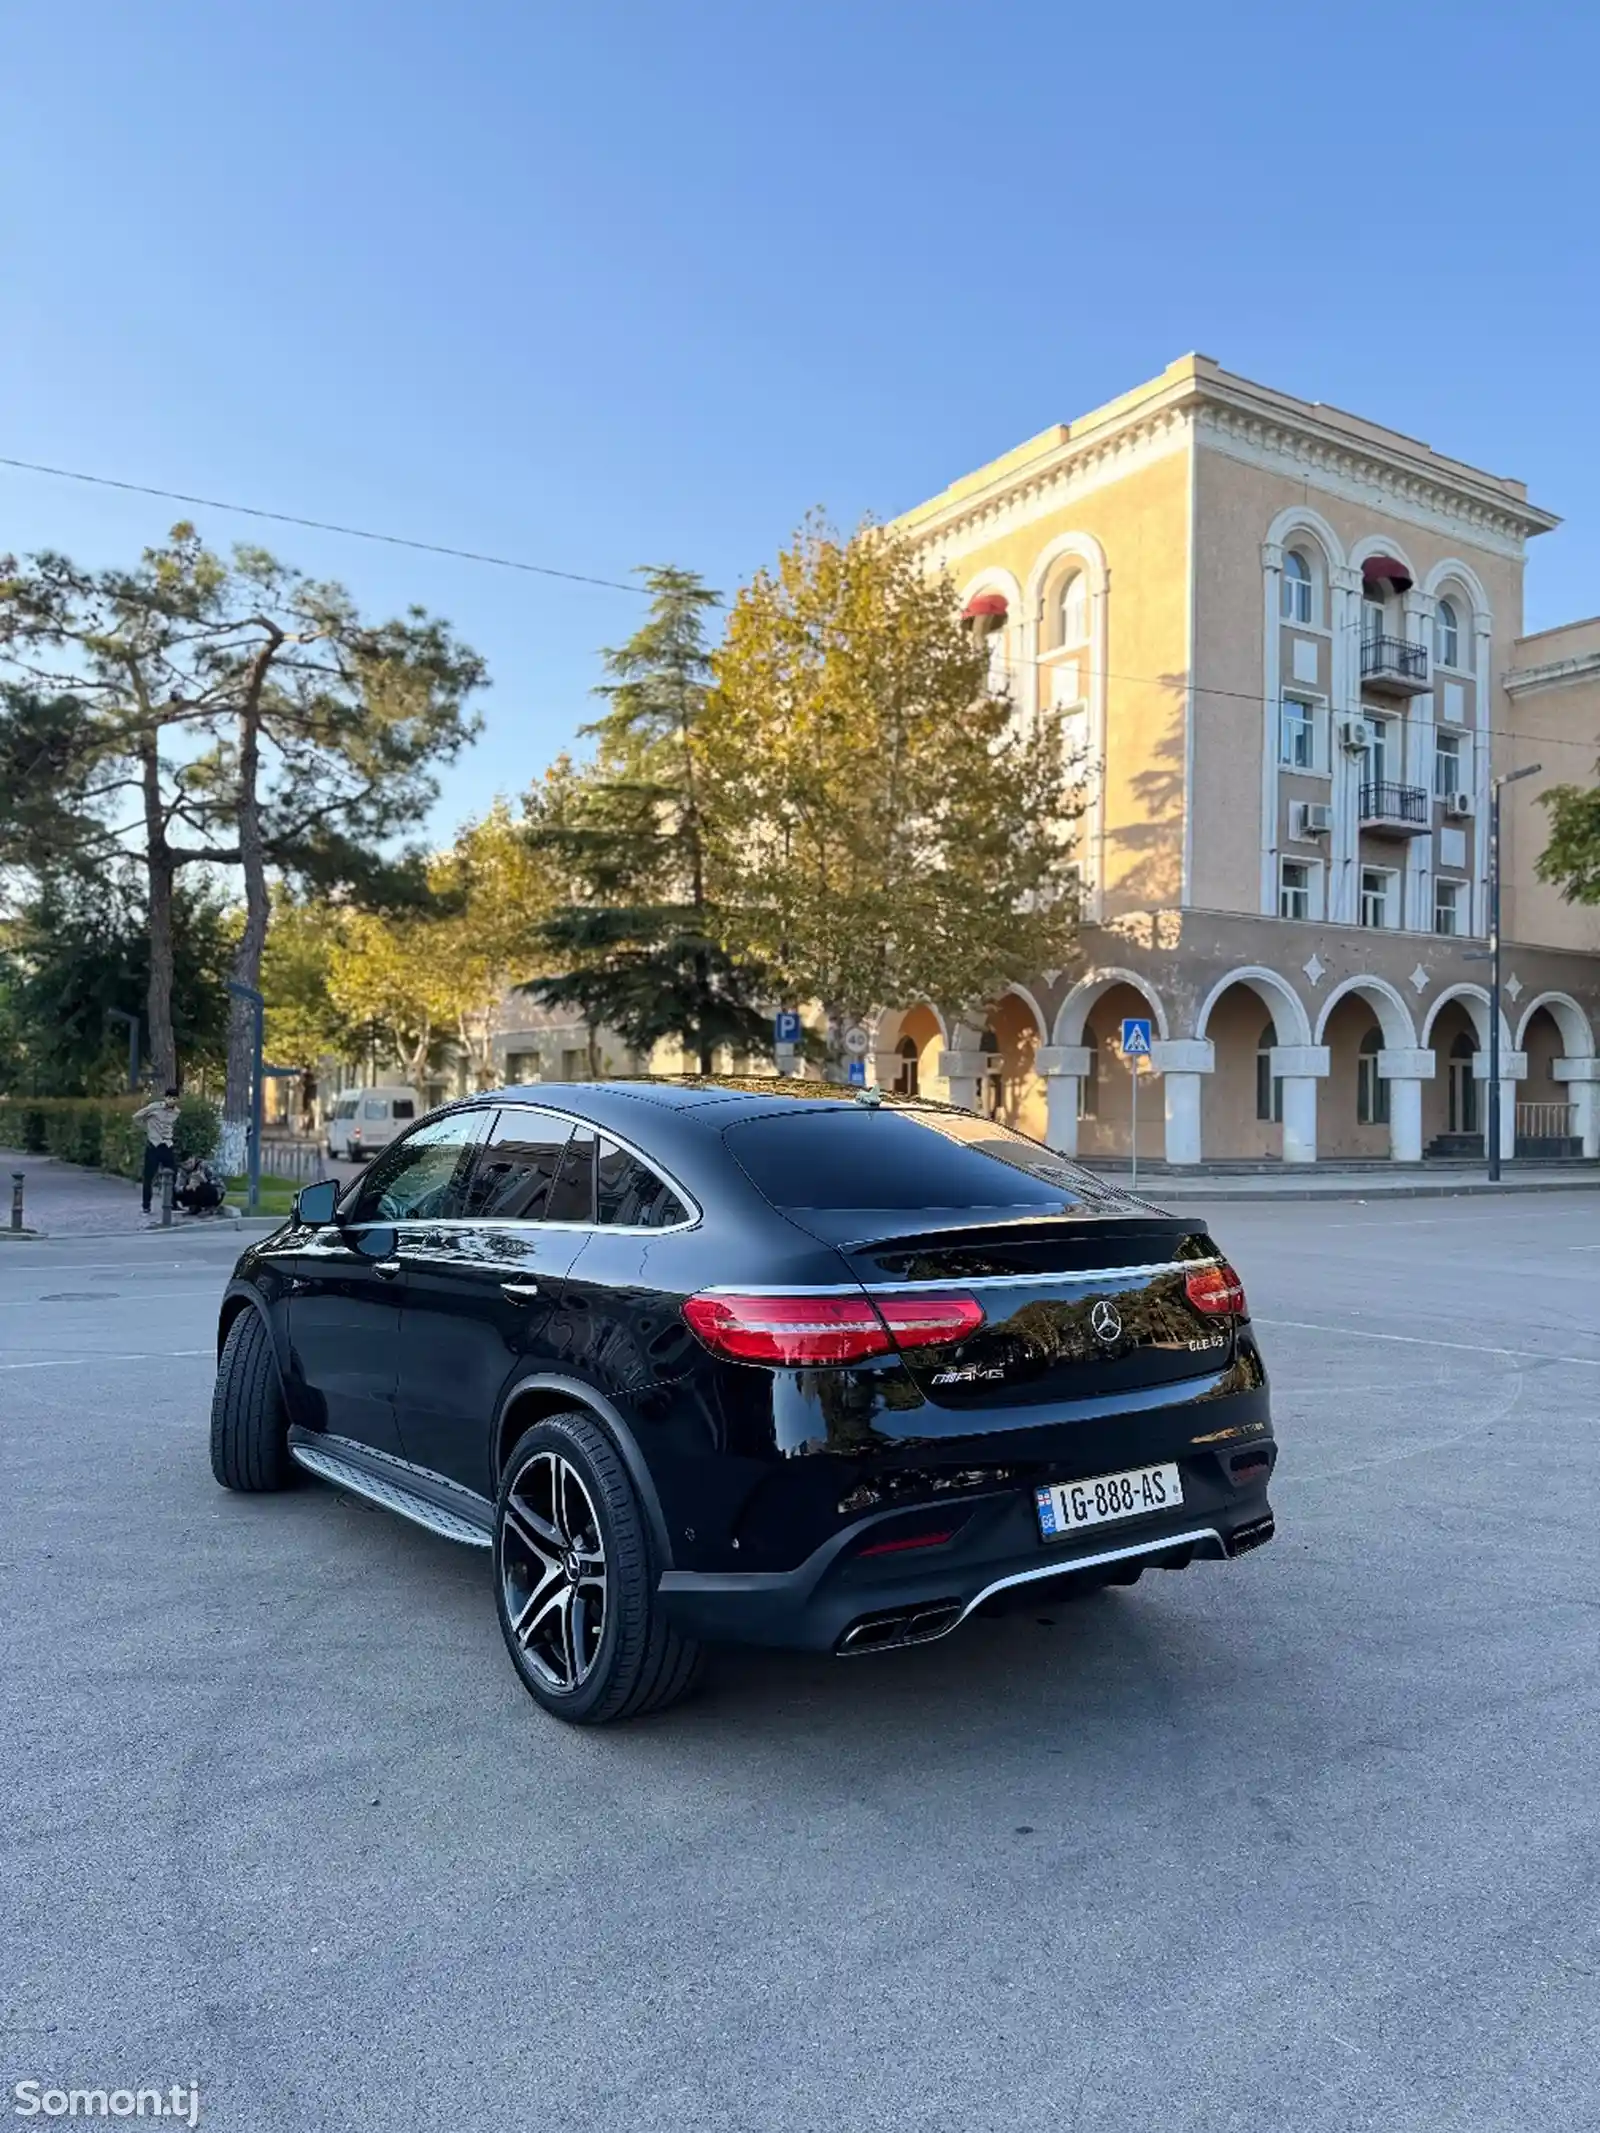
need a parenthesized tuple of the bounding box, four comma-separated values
(657, 1467, 1276, 1656)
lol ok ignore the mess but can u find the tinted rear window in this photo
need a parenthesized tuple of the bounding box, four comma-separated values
(724, 1108, 1098, 1211)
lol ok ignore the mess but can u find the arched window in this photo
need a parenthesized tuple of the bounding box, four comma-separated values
(1356, 1027, 1391, 1127)
(1255, 1025, 1283, 1124)
(1078, 1025, 1099, 1120)
(1059, 572, 1088, 647)
(1436, 598, 1460, 669)
(1282, 549, 1313, 625)
(893, 1035, 919, 1099)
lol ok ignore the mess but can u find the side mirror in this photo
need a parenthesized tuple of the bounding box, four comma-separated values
(351, 1223, 398, 1261)
(294, 1179, 340, 1227)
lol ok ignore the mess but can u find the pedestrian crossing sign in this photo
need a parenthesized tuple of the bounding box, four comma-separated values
(1120, 1017, 1152, 1057)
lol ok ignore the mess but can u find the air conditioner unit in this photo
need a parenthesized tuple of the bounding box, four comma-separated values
(1338, 717, 1369, 752)
(1444, 791, 1473, 819)
(1293, 802, 1334, 838)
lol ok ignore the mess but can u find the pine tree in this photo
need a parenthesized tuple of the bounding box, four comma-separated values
(528, 568, 768, 1075)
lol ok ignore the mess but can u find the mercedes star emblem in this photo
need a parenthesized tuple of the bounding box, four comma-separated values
(1090, 1299, 1123, 1345)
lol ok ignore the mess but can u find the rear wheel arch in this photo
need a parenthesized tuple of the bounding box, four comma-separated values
(493, 1375, 675, 1571)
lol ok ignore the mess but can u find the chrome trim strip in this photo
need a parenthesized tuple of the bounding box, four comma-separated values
(954, 1526, 1226, 1622)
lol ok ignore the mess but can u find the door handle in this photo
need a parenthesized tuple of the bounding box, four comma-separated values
(372, 1258, 402, 1279)
(500, 1278, 541, 1302)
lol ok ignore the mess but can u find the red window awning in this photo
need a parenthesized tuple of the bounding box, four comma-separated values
(1361, 554, 1414, 593)
(962, 591, 1009, 620)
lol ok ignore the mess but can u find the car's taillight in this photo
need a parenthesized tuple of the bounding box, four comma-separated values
(874, 1293, 986, 1349)
(681, 1289, 986, 1366)
(681, 1293, 892, 1366)
(1185, 1262, 1248, 1318)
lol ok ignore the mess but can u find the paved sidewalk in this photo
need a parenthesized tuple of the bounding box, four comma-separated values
(1097, 1162, 1600, 1203)
(0, 1148, 251, 1238)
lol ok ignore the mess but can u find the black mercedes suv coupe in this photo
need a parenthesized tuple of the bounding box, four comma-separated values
(210, 1079, 1276, 1723)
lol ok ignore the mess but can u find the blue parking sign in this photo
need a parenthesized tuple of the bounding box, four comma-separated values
(1120, 1017, 1152, 1057)
(774, 1010, 802, 1046)
(846, 1059, 867, 1086)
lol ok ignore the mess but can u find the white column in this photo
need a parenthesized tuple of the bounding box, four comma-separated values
(1150, 1039, 1213, 1167)
(1035, 1046, 1089, 1156)
(1553, 1058, 1600, 1158)
(1329, 563, 1364, 926)
(1269, 1044, 1331, 1164)
(1260, 543, 1284, 916)
(1376, 1048, 1434, 1163)
(1473, 1048, 1526, 1161)
(1471, 616, 1493, 938)
(937, 1050, 980, 1114)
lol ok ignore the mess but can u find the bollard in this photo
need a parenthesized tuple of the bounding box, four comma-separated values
(160, 1161, 175, 1228)
(10, 1172, 22, 1232)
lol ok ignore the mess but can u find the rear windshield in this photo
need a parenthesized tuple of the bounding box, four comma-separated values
(723, 1107, 1104, 1211)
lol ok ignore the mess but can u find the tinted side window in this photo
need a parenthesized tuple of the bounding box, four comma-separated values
(463, 1110, 573, 1220)
(346, 1115, 487, 1224)
(548, 1129, 596, 1224)
(723, 1108, 1098, 1211)
(391, 1099, 415, 1120)
(597, 1138, 687, 1228)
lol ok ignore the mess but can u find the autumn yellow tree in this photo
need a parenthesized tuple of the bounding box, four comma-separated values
(706, 517, 1081, 1068)
(323, 802, 555, 1089)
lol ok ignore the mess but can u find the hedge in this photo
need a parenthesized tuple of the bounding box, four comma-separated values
(0, 1094, 222, 1178)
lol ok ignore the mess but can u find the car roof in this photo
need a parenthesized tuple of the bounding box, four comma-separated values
(465, 1075, 875, 1130)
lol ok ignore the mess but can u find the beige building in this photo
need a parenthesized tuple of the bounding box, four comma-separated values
(874, 355, 1600, 1165)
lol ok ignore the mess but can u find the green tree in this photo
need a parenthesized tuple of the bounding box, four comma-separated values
(706, 517, 1081, 1067)
(527, 568, 769, 1075)
(0, 685, 103, 875)
(0, 866, 232, 1095)
(1537, 775, 1600, 904)
(0, 527, 485, 1105)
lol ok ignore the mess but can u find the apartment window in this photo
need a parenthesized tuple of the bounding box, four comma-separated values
(1059, 572, 1088, 647)
(1435, 598, 1460, 670)
(1255, 1027, 1283, 1124)
(1434, 878, 1465, 937)
(1282, 550, 1313, 625)
(1361, 715, 1393, 786)
(1434, 730, 1462, 797)
(1280, 859, 1312, 921)
(1357, 1028, 1391, 1126)
(1360, 867, 1397, 929)
(1279, 694, 1317, 769)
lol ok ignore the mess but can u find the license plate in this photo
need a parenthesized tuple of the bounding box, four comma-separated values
(1035, 1462, 1183, 1542)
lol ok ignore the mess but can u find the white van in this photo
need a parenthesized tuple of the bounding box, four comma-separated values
(325, 1086, 422, 1162)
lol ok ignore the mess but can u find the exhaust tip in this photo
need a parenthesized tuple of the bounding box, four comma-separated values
(1227, 1515, 1276, 1558)
(837, 1600, 963, 1656)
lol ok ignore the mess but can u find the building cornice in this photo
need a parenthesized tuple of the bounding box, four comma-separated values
(898, 363, 1560, 571)
(1503, 648, 1600, 697)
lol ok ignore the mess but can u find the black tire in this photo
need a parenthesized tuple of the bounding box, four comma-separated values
(494, 1412, 703, 1726)
(209, 1309, 295, 1492)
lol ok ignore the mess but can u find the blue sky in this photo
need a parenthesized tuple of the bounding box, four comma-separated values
(3, 0, 1596, 838)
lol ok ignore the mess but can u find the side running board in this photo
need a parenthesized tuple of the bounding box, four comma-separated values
(287, 1426, 495, 1549)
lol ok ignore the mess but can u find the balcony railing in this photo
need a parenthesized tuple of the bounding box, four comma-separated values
(1359, 780, 1430, 835)
(1515, 1102, 1579, 1151)
(1360, 634, 1430, 695)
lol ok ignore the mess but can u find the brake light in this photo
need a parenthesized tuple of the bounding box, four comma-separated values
(1185, 1262, 1248, 1318)
(681, 1293, 891, 1365)
(681, 1289, 986, 1366)
(874, 1293, 986, 1349)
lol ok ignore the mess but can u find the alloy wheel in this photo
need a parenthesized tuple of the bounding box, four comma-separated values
(499, 1451, 608, 1692)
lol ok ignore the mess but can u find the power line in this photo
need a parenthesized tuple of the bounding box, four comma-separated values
(0, 454, 645, 595)
(1, 449, 1594, 754)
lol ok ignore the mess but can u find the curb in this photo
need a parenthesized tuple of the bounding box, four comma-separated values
(1137, 1179, 1600, 1205)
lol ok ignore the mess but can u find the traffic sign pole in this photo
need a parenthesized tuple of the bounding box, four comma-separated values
(1131, 1055, 1138, 1193)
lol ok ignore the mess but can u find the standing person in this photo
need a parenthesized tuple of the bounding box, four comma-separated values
(133, 1085, 181, 1215)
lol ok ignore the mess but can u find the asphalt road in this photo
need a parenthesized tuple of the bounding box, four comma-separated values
(3, 1197, 1598, 2133)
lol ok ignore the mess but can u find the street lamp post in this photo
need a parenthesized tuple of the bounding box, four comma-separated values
(1484, 763, 1541, 1186)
